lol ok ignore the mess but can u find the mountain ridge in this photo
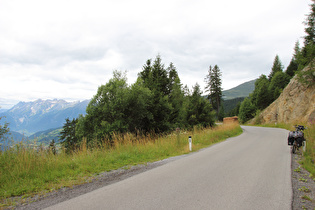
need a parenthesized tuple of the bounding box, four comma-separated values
(222, 79, 256, 100)
(0, 99, 89, 135)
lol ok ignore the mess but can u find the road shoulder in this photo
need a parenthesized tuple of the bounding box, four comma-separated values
(291, 151, 315, 209)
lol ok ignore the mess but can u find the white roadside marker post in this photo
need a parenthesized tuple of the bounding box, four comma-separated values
(188, 136, 192, 151)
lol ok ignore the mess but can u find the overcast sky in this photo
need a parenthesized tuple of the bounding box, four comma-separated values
(0, 0, 311, 109)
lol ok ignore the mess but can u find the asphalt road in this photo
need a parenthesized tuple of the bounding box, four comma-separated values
(45, 126, 292, 210)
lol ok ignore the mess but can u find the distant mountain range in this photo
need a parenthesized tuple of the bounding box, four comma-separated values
(222, 79, 256, 100)
(0, 99, 89, 136)
(0, 109, 9, 113)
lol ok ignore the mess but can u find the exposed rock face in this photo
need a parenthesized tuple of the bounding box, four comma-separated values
(254, 64, 315, 125)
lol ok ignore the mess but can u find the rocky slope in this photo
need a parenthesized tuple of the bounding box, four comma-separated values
(253, 64, 315, 124)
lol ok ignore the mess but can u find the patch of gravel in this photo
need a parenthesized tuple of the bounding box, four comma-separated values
(4, 149, 315, 210)
(291, 151, 315, 210)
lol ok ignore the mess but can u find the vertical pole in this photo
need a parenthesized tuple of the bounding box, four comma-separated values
(176, 128, 180, 146)
(188, 136, 192, 151)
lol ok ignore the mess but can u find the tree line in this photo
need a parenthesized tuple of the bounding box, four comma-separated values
(60, 56, 222, 153)
(237, 0, 315, 123)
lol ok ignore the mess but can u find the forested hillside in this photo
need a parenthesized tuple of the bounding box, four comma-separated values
(222, 79, 256, 100)
(223, 97, 245, 117)
(221, 80, 256, 117)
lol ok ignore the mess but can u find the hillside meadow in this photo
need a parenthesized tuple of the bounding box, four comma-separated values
(0, 123, 242, 207)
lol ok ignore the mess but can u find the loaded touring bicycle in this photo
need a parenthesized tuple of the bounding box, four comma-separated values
(288, 125, 307, 154)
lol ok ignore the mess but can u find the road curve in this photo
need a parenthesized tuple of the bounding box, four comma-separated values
(46, 126, 292, 210)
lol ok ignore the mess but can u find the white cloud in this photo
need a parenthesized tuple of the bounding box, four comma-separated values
(0, 0, 311, 108)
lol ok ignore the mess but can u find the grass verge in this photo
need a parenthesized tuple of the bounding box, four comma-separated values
(300, 124, 315, 177)
(0, 123, 242, 207)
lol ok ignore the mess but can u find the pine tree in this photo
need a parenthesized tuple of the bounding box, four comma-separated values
(297, 1, 315, 70)
(187, 83, 215, 127)
(151, 55, 169, 95)
(285, 41, 300, 77)
(167, 62, 179, 95)
(138, 55, 173, 132)
(304, 0, 315, 46)
(268, 71, 290, 101)
(285, 59, 298, 78)
(167, 63, 185, 127)
(60, 118, 79, 153)
(0, 115, 9, 143)
(294, 40, 302, 59)
(204, 65, 222, 118)
(295, 1, 315, 85)
(268, 55, 284, 81)
(138, 59, 152, 87)
(49, 139, 56, 155)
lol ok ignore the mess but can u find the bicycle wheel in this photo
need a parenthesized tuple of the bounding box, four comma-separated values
(292, 141, 297, 154)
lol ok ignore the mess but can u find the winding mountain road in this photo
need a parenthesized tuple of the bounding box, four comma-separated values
(46, 126, 292, 210)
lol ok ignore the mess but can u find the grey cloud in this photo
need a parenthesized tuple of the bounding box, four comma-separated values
(0, 0, 309, 108)
(0, 40, 108, 67)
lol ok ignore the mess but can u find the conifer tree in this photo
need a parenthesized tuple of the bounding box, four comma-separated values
(167, 63, 185, 127)
(204, 65, 222, 118)
(0, 115, 9, 142)
(268, 55, 283, 81)
(49, 139, 56, 155)
(187, 83, 215, 127)
(304, 0, 315, 46)
(296, 1, 315, 70)
(268, 71, 290, 101)
(138, 55, 172, 132)
(167, 62, 179, 94)
(60, 118, 79, 153)
(285, 41, 300, 77)
(151, 55, 169, 95)
(138, 59, 152, 87)
(296, 1, 315, 85)
(294, 40, 302, 59)
(285, 59, 299, 78)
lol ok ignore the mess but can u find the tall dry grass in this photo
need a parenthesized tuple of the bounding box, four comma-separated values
(301, 123, 315, 177)
(0, 123, 242, 207)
